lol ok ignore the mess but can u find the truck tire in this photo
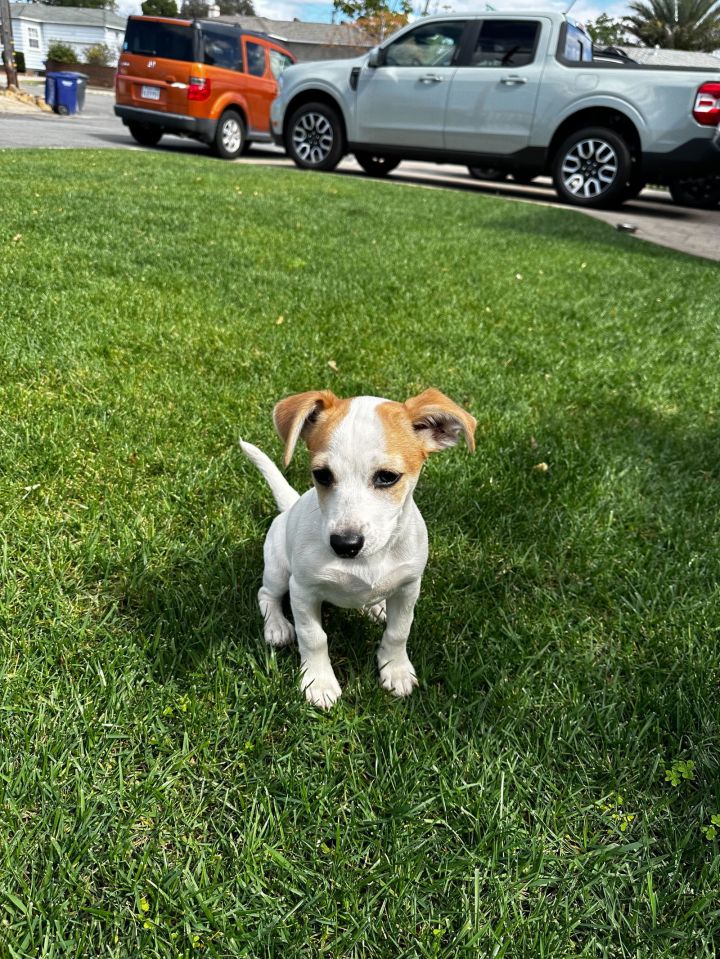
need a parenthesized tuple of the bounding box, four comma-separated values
(552, 127, 632, 208)
(669, 176, 720, 209)
(287, 101, 344, 172)
(354, 151, 401, 177)
(213, 110, 247, 160)
(128, 122, 163, 147)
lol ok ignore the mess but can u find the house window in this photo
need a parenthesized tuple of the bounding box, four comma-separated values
(28, 26, 40, 50)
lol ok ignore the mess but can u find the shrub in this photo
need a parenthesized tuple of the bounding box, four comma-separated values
(14, 51, 26, 73)
(83, 43, 114, 67)
(46, 41, 79, 65)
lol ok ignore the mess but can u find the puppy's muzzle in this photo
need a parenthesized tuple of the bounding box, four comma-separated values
(330, 532, 365, 559)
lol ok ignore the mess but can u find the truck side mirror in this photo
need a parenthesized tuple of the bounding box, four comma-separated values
(367, 46, 383, 68)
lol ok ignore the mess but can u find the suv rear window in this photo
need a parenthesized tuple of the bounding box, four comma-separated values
(123, 19, 194, 61)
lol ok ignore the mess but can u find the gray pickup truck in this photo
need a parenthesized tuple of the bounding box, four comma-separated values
(270, 12, 720, 208)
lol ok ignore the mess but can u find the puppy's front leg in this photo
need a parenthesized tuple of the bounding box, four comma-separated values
(289, 577, 341, 710)
(377, 580, 421, 698)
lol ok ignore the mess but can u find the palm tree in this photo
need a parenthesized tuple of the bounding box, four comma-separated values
(624, 0, 720, 51)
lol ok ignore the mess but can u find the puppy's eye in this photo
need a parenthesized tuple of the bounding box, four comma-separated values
(312, 467, 334, 487)
(373, 470, 402, 488)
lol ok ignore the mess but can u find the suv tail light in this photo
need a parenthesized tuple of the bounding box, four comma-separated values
(188, 77, 211, 101)
(693, 82, 720, 126)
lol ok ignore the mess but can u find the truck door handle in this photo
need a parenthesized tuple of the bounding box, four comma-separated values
(501, 75, 527, 85)
(419, 73, 444, 83)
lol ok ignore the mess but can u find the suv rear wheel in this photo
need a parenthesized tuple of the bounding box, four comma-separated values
(287, 102, 344, 171)
(552, 126, 632, 208)
(354, 151, 401, 177)
(128, 122, 163, 148)
(214, 110, 247, 160)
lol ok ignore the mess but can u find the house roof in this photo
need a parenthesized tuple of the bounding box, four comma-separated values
(10, 3, 126, 30)
(216, 15, 373, 48)
(620, 45, 720, 68)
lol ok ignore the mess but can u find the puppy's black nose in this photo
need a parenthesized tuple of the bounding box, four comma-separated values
(330, 533, 365, 558)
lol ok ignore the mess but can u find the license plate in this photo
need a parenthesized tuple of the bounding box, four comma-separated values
(140, 85, 161, 101)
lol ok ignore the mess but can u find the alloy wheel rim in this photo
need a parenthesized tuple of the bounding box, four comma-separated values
(222, 118, 242, 154)
(293, 112, 334, 165)
(561, 138, 618, 198)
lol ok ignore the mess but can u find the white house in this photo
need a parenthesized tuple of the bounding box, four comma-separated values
(5, 3, 127, 71)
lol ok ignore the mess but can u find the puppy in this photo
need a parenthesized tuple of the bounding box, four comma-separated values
(240, 388, 476, 709)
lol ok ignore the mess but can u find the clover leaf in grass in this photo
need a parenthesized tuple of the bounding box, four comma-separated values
(702, 814, 720, 841)
(664, 759, 696, 787)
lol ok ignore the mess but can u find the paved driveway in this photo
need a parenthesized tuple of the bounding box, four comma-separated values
(3, 82, 718, 262)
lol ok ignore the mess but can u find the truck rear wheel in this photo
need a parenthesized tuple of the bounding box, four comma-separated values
(552, 127, 632, 208)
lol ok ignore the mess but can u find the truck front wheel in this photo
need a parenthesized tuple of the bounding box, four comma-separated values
(552, 127, 632, 208)
(287, 102, 344, 172)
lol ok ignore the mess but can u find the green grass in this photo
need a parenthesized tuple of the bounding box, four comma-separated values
(0, 148, 718, 958)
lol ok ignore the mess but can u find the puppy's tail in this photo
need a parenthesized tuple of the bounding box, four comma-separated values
(239, 439, 300, 513)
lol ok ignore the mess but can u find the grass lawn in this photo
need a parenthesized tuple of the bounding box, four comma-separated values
(0, 148, 718, 958)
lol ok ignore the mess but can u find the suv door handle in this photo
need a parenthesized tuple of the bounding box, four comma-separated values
(501, 75, 527, 85)
(419, 73, 444, 83)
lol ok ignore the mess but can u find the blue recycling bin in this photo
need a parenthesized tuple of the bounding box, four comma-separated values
(44, 71, 58, 110)
(45, 71, 87, 115)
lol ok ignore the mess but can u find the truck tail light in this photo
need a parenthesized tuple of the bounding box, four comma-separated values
(693, 82, 720, 126)
(188, 77, 211, 101)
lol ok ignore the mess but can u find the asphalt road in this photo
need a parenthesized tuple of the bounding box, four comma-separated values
(2, 83, 718, 262)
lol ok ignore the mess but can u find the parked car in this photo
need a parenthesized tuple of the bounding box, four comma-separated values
(114, 16, 295, 159)
(270, 13, 720, 208)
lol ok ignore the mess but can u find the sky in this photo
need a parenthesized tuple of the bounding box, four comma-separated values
(116, 0, 634, 29)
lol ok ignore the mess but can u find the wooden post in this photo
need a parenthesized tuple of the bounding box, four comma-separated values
(0, 0, 18, 88)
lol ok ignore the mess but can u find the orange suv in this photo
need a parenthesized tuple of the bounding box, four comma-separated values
(115, 16, 295, 159)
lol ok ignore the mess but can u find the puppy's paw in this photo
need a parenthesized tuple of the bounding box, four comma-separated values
(364, 600, 387, 625)
(264, 615, 296, 649)
(301, 667, 342, 710)
(377, 652, 418, 698)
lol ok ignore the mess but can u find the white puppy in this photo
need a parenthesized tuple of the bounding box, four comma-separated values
(240, 388, 476, 709)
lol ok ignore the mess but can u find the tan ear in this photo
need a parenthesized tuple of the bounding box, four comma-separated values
(404, 388, 476, 454)
(273, 390, 339, 466)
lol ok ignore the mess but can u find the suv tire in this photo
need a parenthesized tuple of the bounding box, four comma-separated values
(287, 101, 344, 171)
(213, 110, 247, 160)
(128, 122, 163, 147)
(354, 151, 401, 177)
(552, 126, 632, 208)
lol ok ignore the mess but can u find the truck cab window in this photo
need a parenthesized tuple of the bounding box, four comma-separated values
(471, 20, 540, 67)
(384, 22, 465, 68)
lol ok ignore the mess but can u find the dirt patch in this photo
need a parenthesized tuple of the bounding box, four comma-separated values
(0, 85, 53, 114)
